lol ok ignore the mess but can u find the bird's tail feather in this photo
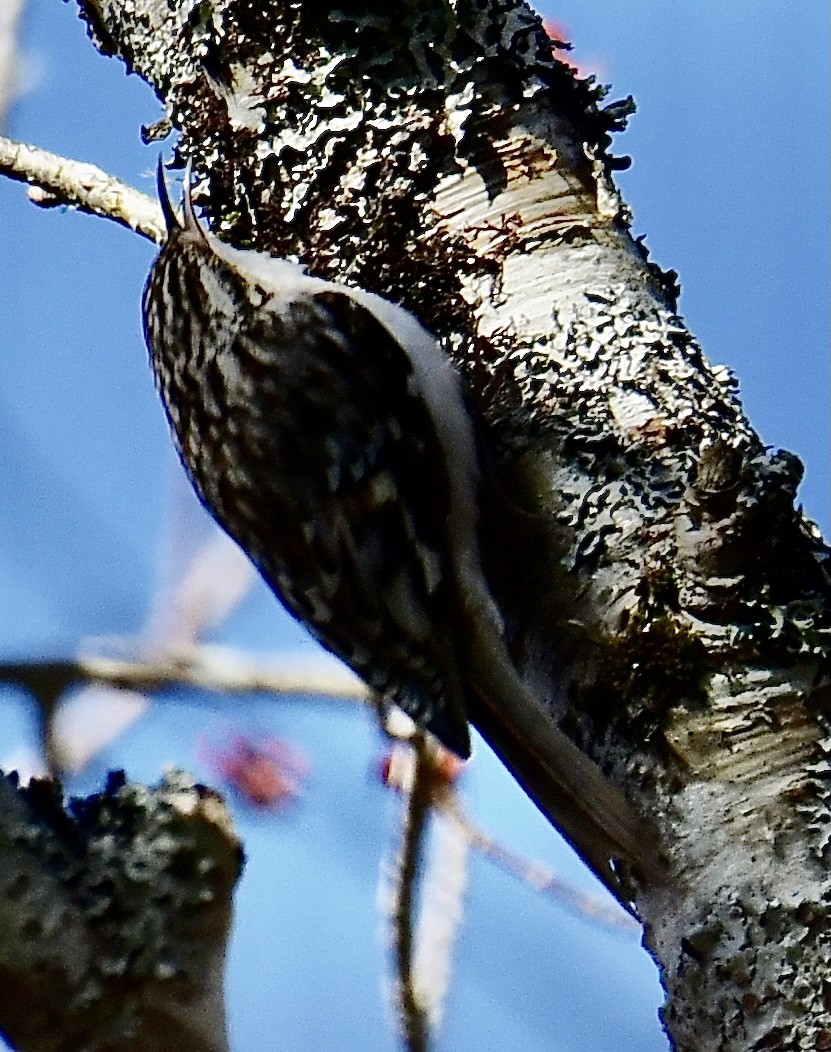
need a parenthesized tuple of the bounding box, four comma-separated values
(467, 634, 665, 900)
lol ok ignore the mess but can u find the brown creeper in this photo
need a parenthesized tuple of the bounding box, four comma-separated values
(142, 162, 661, 891)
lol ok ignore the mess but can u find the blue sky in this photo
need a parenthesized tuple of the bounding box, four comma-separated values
(0, 2, 827, 1050)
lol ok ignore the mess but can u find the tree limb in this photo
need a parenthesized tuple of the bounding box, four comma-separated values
(0, 134, 164, 241)
(0, 646, 367, 710)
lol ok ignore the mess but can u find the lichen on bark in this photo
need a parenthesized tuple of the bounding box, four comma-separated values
(0, 769, 242, 1051)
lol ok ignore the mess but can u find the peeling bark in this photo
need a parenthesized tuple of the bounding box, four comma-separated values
(36, 0, 831, 1046)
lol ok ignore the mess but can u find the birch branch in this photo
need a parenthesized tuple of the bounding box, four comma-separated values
(0, 134, 164, 241)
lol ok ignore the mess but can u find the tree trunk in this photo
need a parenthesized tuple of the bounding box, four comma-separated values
(45, 0, 831, 1045)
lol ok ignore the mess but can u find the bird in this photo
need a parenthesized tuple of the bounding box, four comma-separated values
(142, 159, 662, 895)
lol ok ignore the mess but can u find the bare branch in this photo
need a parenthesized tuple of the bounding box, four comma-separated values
(383, 739, 637, 936)
(52, 685, 150, 775)
(0, 644, 367, 781)
(0, 134, 163, 241)
(387, 734, 434, 1052)
(149, 528, 258, 649)
(0, 644, 367, 709)
(445, 798, 639, 935)
(411, 807, 469, 1033)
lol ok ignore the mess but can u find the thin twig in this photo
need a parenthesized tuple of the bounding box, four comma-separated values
(0, 135, 164, 242)
(444, 796, 639, 934)
(0, 646, 367, 707)
(411, 806, 469, 1032)
(391, 734, 434, 1052)
(149, 527, 258, 648)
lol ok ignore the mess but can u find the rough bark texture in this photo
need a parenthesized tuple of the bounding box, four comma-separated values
(45, 0, 831, 1047)
(0, 770, 241, 1051)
